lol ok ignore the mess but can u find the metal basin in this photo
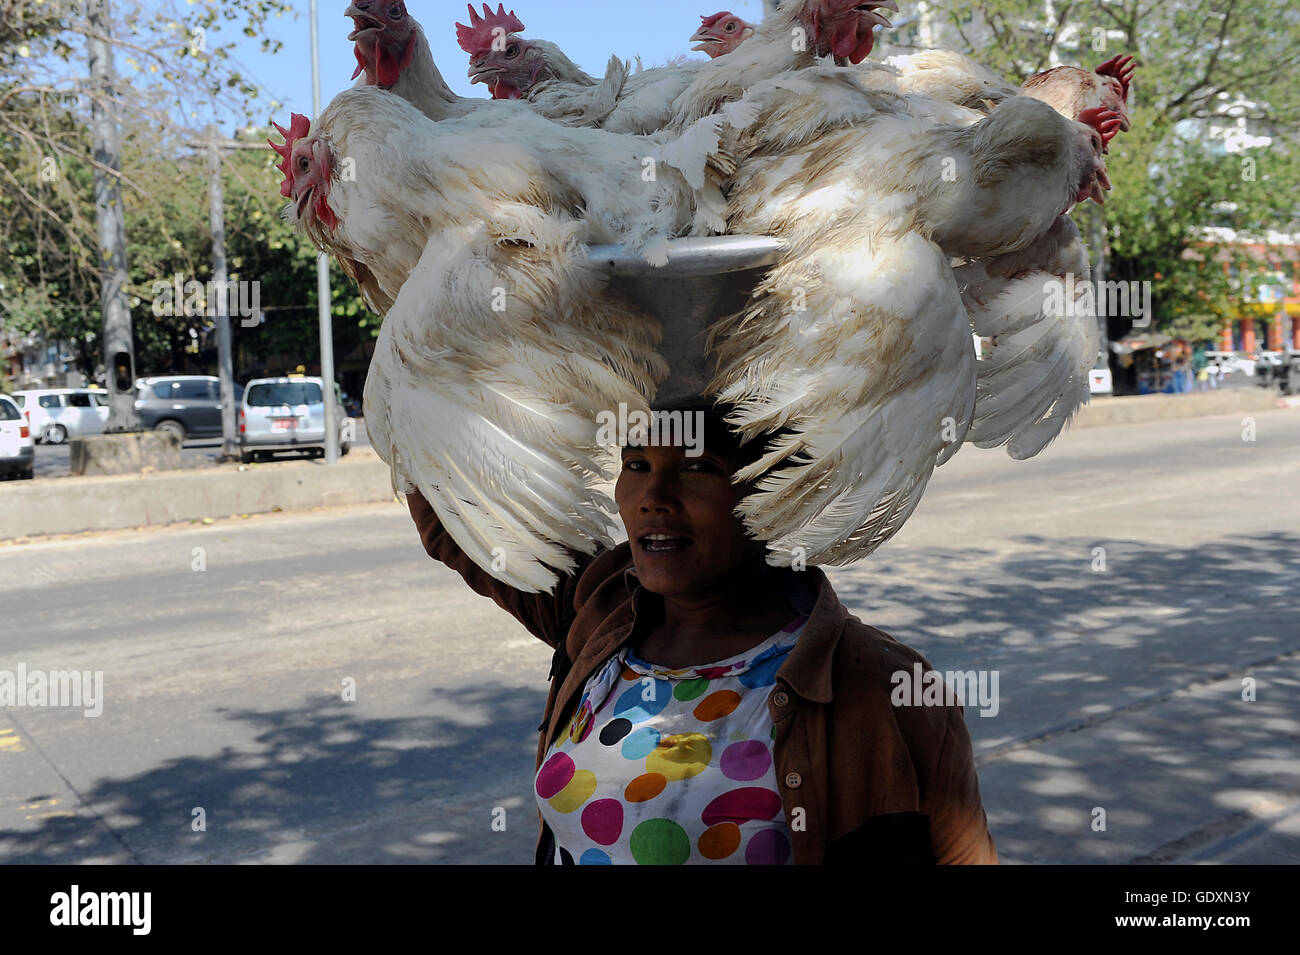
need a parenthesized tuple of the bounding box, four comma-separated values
(587, 236, 786, 407)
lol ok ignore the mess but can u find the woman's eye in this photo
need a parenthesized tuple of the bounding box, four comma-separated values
(621, 458, 647, 471)
(684, 458, 721, 472)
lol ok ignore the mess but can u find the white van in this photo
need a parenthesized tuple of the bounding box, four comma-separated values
(9, 388, 110, 444)
(238, 376, 352, 462)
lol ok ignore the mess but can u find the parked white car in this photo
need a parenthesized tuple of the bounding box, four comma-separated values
(238, 376, 352, 462)
(9, 388, 110, 444)
(0, 394, 35, 479)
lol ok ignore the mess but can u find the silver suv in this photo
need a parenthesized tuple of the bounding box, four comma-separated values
(238, 376, 352, 462)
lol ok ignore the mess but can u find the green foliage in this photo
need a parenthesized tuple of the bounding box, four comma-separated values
(0, 0, 373, 382)
(921, 0, 1300, 340)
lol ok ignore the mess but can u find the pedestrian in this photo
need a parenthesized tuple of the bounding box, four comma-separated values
(405, 408, 997, 865)
(1197, 365, 1209, 391)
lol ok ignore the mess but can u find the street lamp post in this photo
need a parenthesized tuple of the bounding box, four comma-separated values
(310, 0, 340, 464)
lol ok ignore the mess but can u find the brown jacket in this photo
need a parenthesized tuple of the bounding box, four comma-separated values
(407, 491, 998, 865)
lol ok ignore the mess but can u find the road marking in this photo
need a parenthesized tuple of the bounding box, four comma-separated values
(0, 729, 24, 753)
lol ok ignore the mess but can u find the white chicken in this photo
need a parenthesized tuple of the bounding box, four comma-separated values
(698, 65, 1119, 565)
(272, 85, 742, 590)
(280, 1, 1139, 590)
(452, 3, 708, 135)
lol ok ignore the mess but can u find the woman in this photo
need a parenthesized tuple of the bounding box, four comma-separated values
(406, 411, 997, 865)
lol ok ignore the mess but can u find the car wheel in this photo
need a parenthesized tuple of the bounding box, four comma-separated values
(42, 424, 68, 445)
(20, 468, 34, 480)
(156, 420, 186, 444)
(239, 451, 254, 464)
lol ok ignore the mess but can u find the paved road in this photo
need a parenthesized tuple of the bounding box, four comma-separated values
(1, 409, 1297, 864)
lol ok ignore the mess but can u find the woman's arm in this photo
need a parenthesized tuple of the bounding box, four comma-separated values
(928, 705, 999, 864)
(405, 489, 596, 650)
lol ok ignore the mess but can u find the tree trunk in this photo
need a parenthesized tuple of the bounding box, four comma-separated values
(87, 0, 140, 431)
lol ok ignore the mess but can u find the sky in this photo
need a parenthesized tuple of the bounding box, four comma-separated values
(217, 0, 770, 133)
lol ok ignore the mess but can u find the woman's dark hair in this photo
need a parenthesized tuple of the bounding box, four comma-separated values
(622, 403, 784, 478)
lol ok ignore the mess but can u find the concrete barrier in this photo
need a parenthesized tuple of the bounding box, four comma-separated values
(1071, 388, 1284, 429)
(0, 449, 395, 541)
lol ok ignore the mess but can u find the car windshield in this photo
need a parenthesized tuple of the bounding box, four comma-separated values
(246, 382, 322, 407)
(0, 399, 20, 421)
(11, 395, 25, 408)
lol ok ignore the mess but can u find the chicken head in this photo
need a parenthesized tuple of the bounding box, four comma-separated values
(455, 3, 529, 99)
(347, 0, 417, 87)
(270, 113, 337, 231)
(690, 12, 755, 58)
(1021, 54, 1136, 135)
(465, 36, 544, 99)
(1070, 106, 1121, 208)
(802, 0, 898, 64)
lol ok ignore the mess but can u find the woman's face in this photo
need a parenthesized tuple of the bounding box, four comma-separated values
(615, 442, 763, 599)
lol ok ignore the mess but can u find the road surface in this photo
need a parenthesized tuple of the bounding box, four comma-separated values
(1, 408, 1297, 863)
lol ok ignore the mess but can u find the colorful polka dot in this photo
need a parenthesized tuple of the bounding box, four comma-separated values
(535, 752, 574, 799)
(621, 725, 661, 760)
(599, 718, 632, 746)
(693, 689, 741, 721)
(625, 773, 667, 802)
(646, 733, 712, 781)
(720, 740, 772, 781)
(738, 652, 786, 688)
(548, 769, 597, 813)
(568, 699, 595, 743)
(745, 828, 791, 865)
(701, 787, 783, 827)
(580, 848, 612, 865)
(613, 679, 672, 723)
(698, 822, 742, 860)
(581, 799, 623, 845)
(629, 818, 691, 865)
(673, 678, 710, 702)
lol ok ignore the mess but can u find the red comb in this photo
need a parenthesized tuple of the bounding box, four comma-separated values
(1095, 54, 1136, 102)
(269, 113, 311, 198)
(455, 3, 525, 54)
(699, 11, 735, 28)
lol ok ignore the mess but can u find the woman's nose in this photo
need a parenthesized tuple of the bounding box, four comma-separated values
(638, 469, 680, 512)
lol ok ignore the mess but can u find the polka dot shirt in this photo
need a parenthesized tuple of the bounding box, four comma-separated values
(535, 616, 809, 865)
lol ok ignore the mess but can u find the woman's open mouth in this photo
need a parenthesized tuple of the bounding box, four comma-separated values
(639, 533, 693, 554)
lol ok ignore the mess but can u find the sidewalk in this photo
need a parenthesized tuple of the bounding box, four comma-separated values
(1, 390, 1294, 542)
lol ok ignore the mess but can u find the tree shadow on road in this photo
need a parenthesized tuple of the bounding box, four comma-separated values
(830, 531, 1300, 863)
(0, 681, 550, 864)
(3, 532, 1298, 865)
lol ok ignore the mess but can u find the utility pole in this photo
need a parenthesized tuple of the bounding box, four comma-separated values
(310, 0, 340, 464)
(186, 133, 267, 462)
(206, 127, 238, 461)
(86, 0, 139, 431)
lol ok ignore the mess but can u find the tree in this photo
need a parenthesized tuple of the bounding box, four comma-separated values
(923, 0, 1300, 339)
(0, 0, 294, 384)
